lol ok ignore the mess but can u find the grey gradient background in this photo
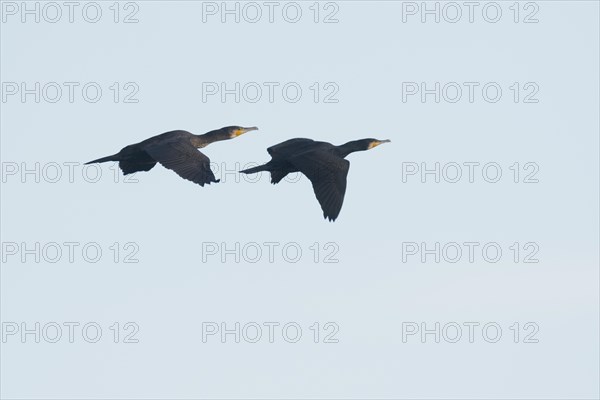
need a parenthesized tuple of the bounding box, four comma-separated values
(1, 1, 599, 399)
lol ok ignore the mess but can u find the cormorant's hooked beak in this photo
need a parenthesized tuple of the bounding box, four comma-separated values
(368, 139, 391, 149)
(235, 127, 259, 137)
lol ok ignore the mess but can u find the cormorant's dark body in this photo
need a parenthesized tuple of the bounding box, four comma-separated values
(86, 126, 257, 186)
(240, 137, 390, 221)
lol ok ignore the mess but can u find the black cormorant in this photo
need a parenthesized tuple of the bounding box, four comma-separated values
(86, 126, 258, 186)
(240, 138, 390, 221)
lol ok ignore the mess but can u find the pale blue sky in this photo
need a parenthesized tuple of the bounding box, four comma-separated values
(1, 1, 599, 398)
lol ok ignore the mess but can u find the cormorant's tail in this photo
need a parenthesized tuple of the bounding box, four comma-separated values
(240, 163, 288, 184)
(85, 154, 119, 164)
(240, 164, 268, 174)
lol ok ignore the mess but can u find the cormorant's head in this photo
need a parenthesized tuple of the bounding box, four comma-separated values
(366, 139, 391, 150)
(226, 126, 259, 138)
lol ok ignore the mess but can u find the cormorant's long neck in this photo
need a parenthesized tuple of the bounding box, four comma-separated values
(191, 128, 229, 147)
(336, 140, 366, 158)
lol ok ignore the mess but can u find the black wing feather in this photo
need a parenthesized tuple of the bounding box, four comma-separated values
(119, 151, 157, 175)
(144, 140, 218, 186)
(267, 138, 316, 157)
(288, 150, 349, 221)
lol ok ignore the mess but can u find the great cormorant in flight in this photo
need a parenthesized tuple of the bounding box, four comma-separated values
(240, 138, 390, 221)
(86, 126, 258, 186)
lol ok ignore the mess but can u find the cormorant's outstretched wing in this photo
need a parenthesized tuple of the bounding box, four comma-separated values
(119, 151, 157, 175)
(267, 138, 316, 157)
(288, 150, 350, 221)
(144, 141, 218, 186)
